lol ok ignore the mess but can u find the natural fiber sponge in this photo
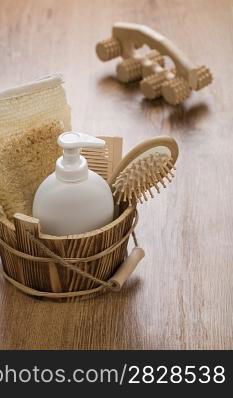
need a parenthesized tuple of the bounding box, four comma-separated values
(0, 74, 71, 139)
(0, 120, 64, 219)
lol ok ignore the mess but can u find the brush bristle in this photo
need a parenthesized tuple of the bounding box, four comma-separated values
(112, 152, 176, 205)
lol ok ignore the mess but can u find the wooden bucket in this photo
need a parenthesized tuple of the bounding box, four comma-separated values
(0, 202, 138, 300)
(0, 136, 144, 300)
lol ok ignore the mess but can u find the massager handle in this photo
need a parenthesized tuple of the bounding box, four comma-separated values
(112, 22, 199, 89)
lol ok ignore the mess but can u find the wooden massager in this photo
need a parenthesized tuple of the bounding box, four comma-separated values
(96, 22, 213, 105)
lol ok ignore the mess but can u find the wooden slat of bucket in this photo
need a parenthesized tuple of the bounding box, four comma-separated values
(13, 213, 62, 293)
(44, 239, 67, 292)
(69, 235, 95, 302)
(0, 206, 21, 282)
(68, 235, 92, 297)
(93, 219, 122, 287)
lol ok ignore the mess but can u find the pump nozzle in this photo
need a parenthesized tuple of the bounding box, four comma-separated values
(58, 132, 105, 149)
(56, 132, 105, 182)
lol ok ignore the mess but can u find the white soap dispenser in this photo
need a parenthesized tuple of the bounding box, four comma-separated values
(32, 132, 114, 236)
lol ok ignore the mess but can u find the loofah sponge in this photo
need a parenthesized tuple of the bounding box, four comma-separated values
(0, 74, 71, 139)
(0, 121, 64, 219)
(0, 74, 71, 220)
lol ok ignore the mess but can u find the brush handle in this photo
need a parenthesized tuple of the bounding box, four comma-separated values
(109, 247, 145, 291)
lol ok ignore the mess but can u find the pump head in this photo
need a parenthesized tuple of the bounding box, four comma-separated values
(56, 132, 105, 182)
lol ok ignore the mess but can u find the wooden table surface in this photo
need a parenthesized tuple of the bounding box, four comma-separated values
(0, 0, 232, 350)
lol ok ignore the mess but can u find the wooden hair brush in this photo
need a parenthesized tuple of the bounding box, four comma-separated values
(96, 22, 212, 105)
(108, 136, 179, 205)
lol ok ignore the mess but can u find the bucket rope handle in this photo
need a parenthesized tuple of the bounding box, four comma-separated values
(0, 210, 145, 297)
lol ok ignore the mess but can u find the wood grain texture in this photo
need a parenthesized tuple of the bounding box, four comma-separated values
(0, 0, 233, 349)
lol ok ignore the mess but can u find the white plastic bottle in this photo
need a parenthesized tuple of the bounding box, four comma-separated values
(33, 132, 114, 235)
